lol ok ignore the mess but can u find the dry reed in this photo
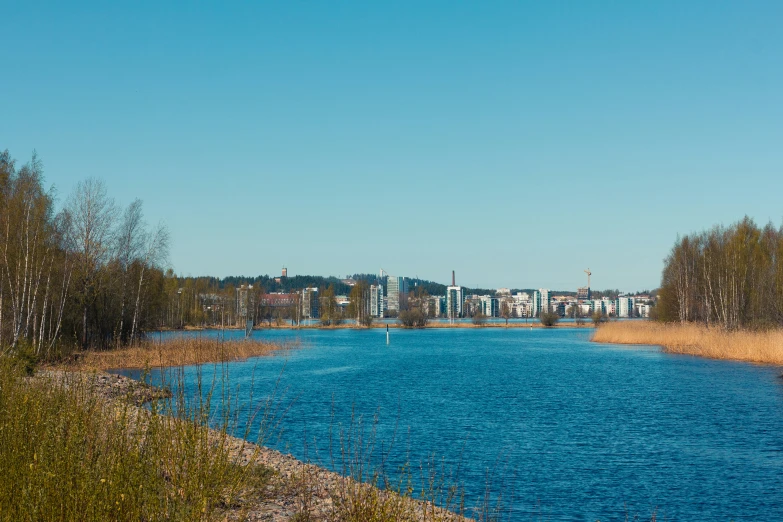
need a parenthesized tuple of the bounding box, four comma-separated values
(70, 337, 287, 370)
(592, 321, 783, 365)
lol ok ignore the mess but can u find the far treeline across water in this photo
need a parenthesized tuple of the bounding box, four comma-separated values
(1, 149, 628, 363)
(657, 216, 783, 330)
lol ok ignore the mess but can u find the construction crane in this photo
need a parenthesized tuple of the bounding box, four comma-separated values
(584, 268, 592, 289)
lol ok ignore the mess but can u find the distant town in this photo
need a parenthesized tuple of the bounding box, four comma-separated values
(223, 268, 656, 328)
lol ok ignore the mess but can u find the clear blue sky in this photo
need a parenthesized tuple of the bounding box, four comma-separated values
(3, 1, 782, 291)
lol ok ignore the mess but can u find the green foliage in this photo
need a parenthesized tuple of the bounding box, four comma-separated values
(0, 360, 270, 521)
(539, 312, 559, 327)
(224, 274, 355, 296)
(1, 150, 169, 356)
(9, 341, 40, 375)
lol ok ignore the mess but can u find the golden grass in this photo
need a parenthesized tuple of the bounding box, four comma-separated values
(592, 321, 783, 365)
(69, 337, 287, 370)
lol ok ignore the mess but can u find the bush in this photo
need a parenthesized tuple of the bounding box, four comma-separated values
(471, 313, 488, 326)
(398, 309, 428, 328)
(9, 341, 40, 375)
(592, 312, 609, 326)
(539, 312, 559, 327)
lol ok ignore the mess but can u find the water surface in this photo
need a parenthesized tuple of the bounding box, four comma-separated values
(123, 328, 783, 521)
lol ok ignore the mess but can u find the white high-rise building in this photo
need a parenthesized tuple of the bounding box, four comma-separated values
(512, 292, 532, 317)
(532, 289, 551, 317)
(617, 297, 633, 318)
(480, 296, 498, 317)
(370, 284, 384, 317)
(446, 286, 463, 319)
(386, 276, 408, 312)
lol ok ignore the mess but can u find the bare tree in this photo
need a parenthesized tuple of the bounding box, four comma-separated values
(347, 280, 371, 327)
(44, 210, 75, 357)
(114, 199, 145, 345)
(66, 178, 117, 348)
(130, 222, 169, 345)
(658, 216, 783, 330)
(500, 299, 512, 326)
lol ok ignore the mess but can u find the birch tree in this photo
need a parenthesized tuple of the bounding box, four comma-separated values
(114, 199, 145, 345)
(130, 222, 169, 344)
(66, 178, 117, 348)
(658, 217, 783, 330)
(0, 152, 56, 351)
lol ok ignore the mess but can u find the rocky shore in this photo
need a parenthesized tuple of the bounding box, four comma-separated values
(37, 369, 172, 404)
(42, 369, 468, 522)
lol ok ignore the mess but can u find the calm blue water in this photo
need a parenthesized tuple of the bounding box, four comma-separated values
(123, 328, 783, 521)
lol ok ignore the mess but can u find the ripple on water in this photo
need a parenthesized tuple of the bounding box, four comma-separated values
(137, 327, 783, 522)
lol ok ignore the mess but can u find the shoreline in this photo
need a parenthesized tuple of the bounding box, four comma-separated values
(64, 321, 595, 372)
(40, 368, 470, 521)
(58, 338, 290, 371)
(165, 321, 595, 332)
(591, 321, 783, 366)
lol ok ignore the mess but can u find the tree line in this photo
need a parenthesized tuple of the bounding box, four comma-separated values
(1, 150, 169, 358)
(657, 216, 783, 329)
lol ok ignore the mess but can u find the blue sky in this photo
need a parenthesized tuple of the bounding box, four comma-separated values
(2, 1, 782, 291)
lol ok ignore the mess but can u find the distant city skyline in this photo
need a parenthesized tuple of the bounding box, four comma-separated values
(3, 2, 783, 291)
(236, 267, 648, 295)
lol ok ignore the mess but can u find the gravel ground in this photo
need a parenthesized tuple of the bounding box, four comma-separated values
(38, 369, 470, 522)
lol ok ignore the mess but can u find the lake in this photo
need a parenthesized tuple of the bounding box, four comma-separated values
(121, 327, 783, 521)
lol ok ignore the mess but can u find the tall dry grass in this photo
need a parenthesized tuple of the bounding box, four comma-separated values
(0, 358, 272, 521)
(592, 321, 783, 365)
(70, 337, 287, 370)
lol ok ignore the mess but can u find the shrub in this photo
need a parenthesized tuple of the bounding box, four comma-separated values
(592, 312, 609, 326)
(9, 341, 40, 375)
(540, 312, 559, 327)
(398, 309, 428, 328)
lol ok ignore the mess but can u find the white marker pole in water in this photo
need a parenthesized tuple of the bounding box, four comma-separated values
(386, 323, 390, 345)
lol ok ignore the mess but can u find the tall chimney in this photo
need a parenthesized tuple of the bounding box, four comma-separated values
(452, 270, 455, 286)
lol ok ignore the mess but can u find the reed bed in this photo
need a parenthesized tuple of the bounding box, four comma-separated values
(592, 321, 783, 365)
(71, 337, 287, 370)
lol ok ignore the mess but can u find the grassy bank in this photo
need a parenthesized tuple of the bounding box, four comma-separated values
(67, 337, 288, 370)
(3, 336, 478, 521)
(0, 357, 476, 521)
(0, 359, 270, 521)
(592, 321, 783, 365)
